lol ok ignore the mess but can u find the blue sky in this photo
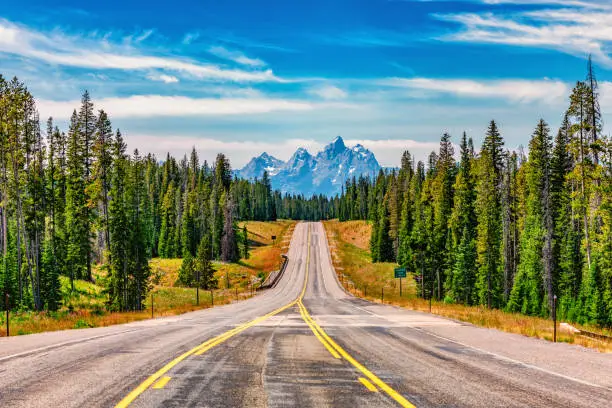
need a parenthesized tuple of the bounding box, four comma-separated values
(1, 0, 612, 167)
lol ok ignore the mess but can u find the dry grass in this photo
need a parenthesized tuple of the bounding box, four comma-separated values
(0, 287, 255, 336)
(330, 220, 372, 250)
(0, 220, 296, 337)
(323, 220, 612, 353)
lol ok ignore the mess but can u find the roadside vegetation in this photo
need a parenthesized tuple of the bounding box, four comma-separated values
(0, 221, 294, 336)
(324, 220, 612, 353)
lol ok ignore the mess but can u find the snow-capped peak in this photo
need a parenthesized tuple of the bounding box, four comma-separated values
(237, 136, 380, 196)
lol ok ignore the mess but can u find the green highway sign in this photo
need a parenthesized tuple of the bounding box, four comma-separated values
(394, 267, 407, 278)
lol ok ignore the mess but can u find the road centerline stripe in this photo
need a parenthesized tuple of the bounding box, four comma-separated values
(115, 224, 311, 408)
(297, 223, 416, 408)
(152, 377, 171, 389)
(359, 377, 378, 392)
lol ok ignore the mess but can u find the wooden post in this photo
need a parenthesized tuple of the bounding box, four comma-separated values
(381, 287, 384, 304)
(151, 293, 154, 318)
(553, 295, 558, 343)
(196, 268, 200, 306)
(5, 293, 9, 337)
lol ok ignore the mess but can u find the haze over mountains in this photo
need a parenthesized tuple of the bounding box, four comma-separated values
(236, 136, 381, 196)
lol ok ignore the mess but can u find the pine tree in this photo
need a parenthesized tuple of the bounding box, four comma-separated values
(196, 234, 217, 290)
(158, 181, 177, 258)
(433, 133, 455, 300)
(90, 110, 114, 263)
(447, 133, 477, 304)
(376, 200, 394, 263)
(475, 151, 503, 308)
(482, 120, 505, 183)
(78, 91, 96, 281)
(221, 191, 239, 263)
(568, 81, 593, 269)
(508, 120, 552, 316)
(553, 115, 580, 317)
(65, 110, 88, 286)
(45, 120, 66, 308)
(107, 130, 129, 310)
(178, 252, 195, 287)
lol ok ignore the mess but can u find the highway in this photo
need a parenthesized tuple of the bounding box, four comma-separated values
(1, 222, 611, 407)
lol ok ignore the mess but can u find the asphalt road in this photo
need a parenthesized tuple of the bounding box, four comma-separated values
(1, 222, 611, 407)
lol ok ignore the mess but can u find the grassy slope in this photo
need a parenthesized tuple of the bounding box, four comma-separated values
(0, 220, 296, 336)
(323, 219, 612, 353)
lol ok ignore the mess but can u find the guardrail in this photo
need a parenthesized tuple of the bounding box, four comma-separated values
(258, 255, 289, 290)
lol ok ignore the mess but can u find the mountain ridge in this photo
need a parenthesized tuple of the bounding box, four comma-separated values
(236, 136, 381, 196)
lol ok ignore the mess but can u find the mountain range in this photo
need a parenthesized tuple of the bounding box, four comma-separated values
(236, 136, 381, 196)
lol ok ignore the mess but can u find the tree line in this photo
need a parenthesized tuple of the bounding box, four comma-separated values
(337, 59, 612, 326)
(0, 76, 286, 313)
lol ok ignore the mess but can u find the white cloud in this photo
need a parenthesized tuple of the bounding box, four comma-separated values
(598, 81, 612, 107)
(208, 46, 266, 67)
(436, 4, 612, 65)
(36, 95, 317, 119)
(122, 134, 442, 168)
(481, 0, 607, 6)
(381, 77, 568, 102)
(124, 135, 326, 167)
(415, 0, 609, 7)
(308, 85, 348, 100)
(146, 73, 179, 83)
(344, 138, 444, 167)
(0, 19, 279, 82)
(182, 31, 200, 45)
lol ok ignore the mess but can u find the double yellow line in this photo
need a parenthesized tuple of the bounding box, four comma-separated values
(115, 226, 310, 408)
(115, 300, 296, 408)
(298, 298, 415, 407)
(116, 223, 415, 408)
(296, 225, 415, 408)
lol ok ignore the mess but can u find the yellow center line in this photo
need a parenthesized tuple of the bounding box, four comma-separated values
(117, 223, 416, 408)
(152, 376, 171, 389)
(359, 377, 379, 393)
(115, 224, 311, 408)
(297, 227, 416, 408)
(298, 301, 341, 359)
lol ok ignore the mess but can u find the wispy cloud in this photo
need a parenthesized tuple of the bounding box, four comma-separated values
(435, 3, 612, 65)
(37, 95, 320, 119)
(125, 135, 325, 167)
(146, 73, 179, 83)
(182, 31, 200, 45)
(208, 45, 266, 67)
(313, 30, 415, 47)
(480, 0, 608, 8)
(0, 19, 280, 82)
(381, 77, 568, 102)
(122, 134, 442, 168)
(344, 138, 444, 167)
(411, 0, 609, 7)
(308, 85, 348, 100)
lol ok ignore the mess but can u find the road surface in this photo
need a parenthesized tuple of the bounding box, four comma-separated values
(1, 222, 611, 407)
